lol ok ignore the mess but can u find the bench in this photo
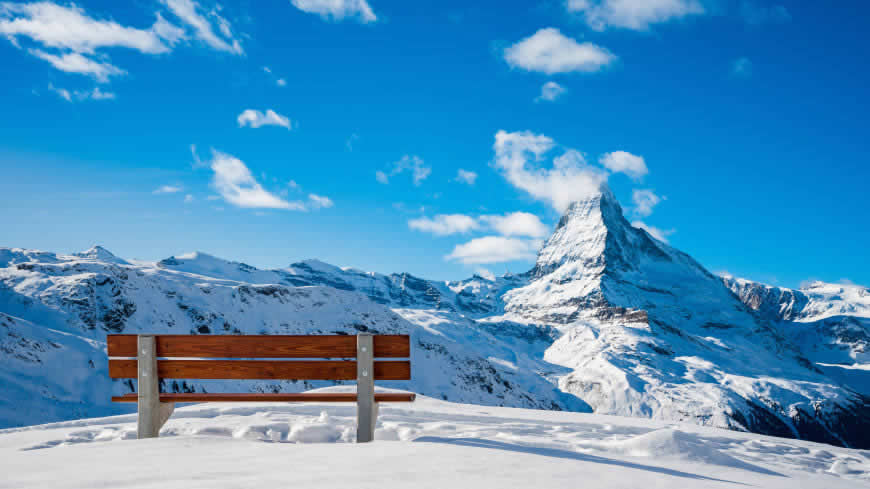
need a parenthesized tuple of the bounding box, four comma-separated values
(107, 333, 414, 442)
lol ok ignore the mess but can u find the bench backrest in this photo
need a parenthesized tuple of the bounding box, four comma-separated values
(107, 334, 411, 381)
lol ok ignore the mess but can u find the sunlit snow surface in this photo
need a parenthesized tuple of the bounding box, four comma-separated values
(0, 388, 867, 489)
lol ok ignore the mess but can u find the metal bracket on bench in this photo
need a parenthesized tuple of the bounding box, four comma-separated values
(356, 334, 377, 443)
(137, 335, 174, 439)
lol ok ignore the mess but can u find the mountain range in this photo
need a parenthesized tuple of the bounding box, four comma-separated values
(1, 186, 868, 448)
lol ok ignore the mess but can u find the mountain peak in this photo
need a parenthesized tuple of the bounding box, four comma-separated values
(533, 184, 631, 275)
(73, 245, 127, 264)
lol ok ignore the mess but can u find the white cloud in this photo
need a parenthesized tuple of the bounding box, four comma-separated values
(154, 185, 183, 194)
(29, 49, 125, 82)
(493, 130, 608, 212)
(376, 155, 430, 186)
(207, 150, 306, 210)
(446, 236, 542, 264)
(184, 194, 194, 203)
(409, 211, 548, 239)
(291, 0, 377, 23)
(346, 133, 360, 151)
(263, 66, 272, 73)
(599, 151, 648, 180)
(409, 214, 479, 236)
(276, 78, 286, 86)
(480, 212, 549, 238)
(308, 193, 334, 209)
(48, 83, 116, 101)
(503, 27, 616, 74)
(0, 2, 170, 54)
(455, 169, 478, 185)
(237, 109, 293, 130)
(631, 220, 675, 243)
(732, 57, 751, 77)
(88, 86, 116, 100)
(566, 0, 705, 31)
(535, 81, 566, 102)
(47, 82, 71, 101)
(0, 1, 242, 82)
(160, 0, 243, 55)
(631, 189, 661, 217)
(153, 12, 186, 46)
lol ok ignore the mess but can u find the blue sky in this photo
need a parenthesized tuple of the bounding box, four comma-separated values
(1, 0, 868, 287)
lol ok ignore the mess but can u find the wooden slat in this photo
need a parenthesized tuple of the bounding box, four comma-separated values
(108, 359, 411, 380)
(111, 392, 416, 403)
(107, 334, 410, 358)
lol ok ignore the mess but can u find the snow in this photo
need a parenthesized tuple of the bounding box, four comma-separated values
(0, 388, 867, 488)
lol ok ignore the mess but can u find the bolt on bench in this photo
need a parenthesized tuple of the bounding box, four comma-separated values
(107, 334, 414, 442)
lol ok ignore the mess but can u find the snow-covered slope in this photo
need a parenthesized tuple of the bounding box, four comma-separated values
(723, 276, 870, 395)
(0, 248, 581, 428)
(1, 389, 867, 488)
(2, 185, 869, 449)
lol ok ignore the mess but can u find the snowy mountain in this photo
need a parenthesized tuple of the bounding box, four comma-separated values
(1, 185, 868, 448)
(2, 388, 867, 488)
(722, 276, 870, 397)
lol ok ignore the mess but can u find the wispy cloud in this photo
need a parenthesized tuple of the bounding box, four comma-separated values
(0, 1, 242, 82)
(599, 151, 648, 181)
(346, 133, 360, 152)
(160, 0, 243, 55)
(48, 83, 115, 102)
(197, 149, 333, 211)
(535, 81, 566, 102)
(308, 193, 334, 209)
(207, 150, 305, 210)
(154, 185, 183, 194)
(409, 211, 548, 239)
(732, 57, 752, 77)
(376, 155, 431, 186)
(740, 2, 790, 25)
(291, 0, 377, 23)
(409, 214, 480, 236)
(631, 189, 662, 217)
(455, 169, 477, 185)
(28, 49, 125, 82)
(632, 220, 675, 243)
(565, 0, 704, 31)
(479, 212, 549, 238)
(504, 28, 615, 74)
(0, 2, 170, 54)
(237, 109, 293, 130)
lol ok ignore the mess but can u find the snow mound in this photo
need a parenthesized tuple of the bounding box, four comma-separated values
(590, 428, 781, 475)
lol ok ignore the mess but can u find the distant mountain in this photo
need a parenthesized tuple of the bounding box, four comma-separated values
(2, 186, 868, 448)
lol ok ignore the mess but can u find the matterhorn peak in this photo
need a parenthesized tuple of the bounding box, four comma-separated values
(533, 183, 639, 276)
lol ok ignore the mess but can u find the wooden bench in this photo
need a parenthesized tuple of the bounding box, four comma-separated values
(107, 333, 414, 442)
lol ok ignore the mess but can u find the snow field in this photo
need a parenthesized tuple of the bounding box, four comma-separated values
(1, 388, 867, 488)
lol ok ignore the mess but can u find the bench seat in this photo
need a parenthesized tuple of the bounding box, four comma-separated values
(108, 333, 413, 442)
(111, 392, 416, 403)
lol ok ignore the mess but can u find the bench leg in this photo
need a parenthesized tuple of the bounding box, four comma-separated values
(356, 334, 376, 443)
(137, 335, 161, 439)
